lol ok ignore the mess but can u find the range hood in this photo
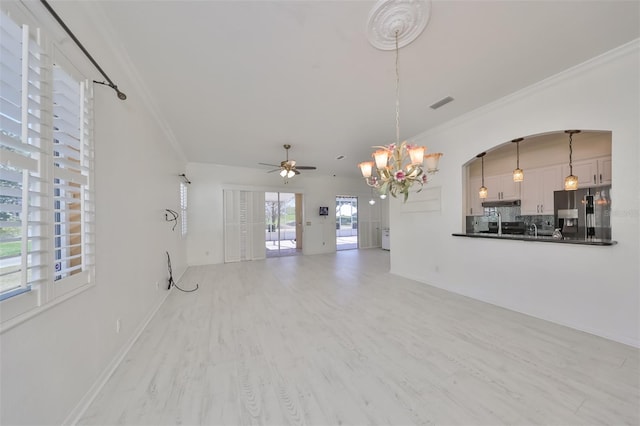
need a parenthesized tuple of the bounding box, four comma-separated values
(481, 199, 521, 207)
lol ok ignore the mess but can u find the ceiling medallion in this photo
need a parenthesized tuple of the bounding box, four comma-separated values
(366, 0, 431, 50)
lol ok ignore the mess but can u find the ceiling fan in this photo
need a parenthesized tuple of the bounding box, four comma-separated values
(259, 144, 317, 178)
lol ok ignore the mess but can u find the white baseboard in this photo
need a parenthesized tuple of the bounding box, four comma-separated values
(61, 270, 183, 425)
(392, 270, 640, 349)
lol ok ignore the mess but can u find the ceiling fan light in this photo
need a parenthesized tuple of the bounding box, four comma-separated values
(279, 169, 287, 178)
(287, 169, 295, 178)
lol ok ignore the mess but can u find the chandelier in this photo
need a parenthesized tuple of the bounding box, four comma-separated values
(358, 1, 442, 202)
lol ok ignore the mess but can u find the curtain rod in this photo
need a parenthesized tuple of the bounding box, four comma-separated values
(40, 0, 127, 100)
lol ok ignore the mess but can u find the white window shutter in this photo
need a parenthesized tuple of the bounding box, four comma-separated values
(223, 190, 266, 263)
(0, 12, 46, 317)
(51, 67, 93, 294)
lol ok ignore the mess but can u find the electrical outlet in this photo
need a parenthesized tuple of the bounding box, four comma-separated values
(116, 319, 121, 333)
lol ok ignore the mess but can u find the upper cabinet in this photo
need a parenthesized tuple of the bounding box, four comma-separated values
(521, 165, 562, 215)
(468, 176, 484, 215)
(484, 173, 520, 201)
(563, 156, 611, 188)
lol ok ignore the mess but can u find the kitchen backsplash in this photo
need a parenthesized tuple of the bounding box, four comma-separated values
(466, 205, 555, 234)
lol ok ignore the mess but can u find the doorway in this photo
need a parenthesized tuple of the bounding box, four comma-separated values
(265, 192, 302, 258)
(336, 196, 358, 250)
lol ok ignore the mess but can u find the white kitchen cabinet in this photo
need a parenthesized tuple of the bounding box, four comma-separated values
(599, 157, 612, 185)
(467, 177, 484, 215)
(484, 173, 520, 201)
(562, 156, 611, 188)
(521, 165, 562, 215)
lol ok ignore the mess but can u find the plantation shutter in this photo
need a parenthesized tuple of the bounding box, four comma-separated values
(358, 199, 381, 249)
(51, 64, 94, 293)
(0, 11, 47, 313)
(223, 190, 265, 263)
(180, 182, 188, 237)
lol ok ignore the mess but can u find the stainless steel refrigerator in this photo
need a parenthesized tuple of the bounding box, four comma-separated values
(554, 185, 612, 240)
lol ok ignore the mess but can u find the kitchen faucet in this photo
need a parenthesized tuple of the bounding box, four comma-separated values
(497, 212, 502, 236)
(530, 223, 538, 237)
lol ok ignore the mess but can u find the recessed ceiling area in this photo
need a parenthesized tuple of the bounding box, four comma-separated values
(50, 0, 639, 178)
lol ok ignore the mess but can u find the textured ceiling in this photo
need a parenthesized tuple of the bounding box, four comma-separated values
(50, 0, 639, 178)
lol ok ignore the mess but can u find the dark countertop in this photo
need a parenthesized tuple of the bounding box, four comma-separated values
(452, 233, 617, 246)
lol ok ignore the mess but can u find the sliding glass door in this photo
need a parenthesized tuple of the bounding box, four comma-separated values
(336, 196, 358, 250)
(265, 192, 300, 257)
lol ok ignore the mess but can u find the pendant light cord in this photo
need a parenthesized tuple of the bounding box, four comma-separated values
(395, 30, 400, 146)
(569, 132, 574, 175)
(481, 156, 485, 186)
(516, 141, 520, 169)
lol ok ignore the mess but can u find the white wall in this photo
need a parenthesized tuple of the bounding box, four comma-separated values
(0, 3, 188, 425)
(187, 163, 388, 265)
(389, 41, 640, 347)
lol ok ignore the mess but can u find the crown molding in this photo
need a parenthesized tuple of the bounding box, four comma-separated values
(61, 1, 188, 163)
(414, 38, 640, 141)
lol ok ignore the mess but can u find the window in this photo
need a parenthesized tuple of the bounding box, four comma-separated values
(180, 182, 187, 237)
(0, 10, 94, 326)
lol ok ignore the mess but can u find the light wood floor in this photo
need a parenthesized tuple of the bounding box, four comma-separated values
(79, 249, 639, 425)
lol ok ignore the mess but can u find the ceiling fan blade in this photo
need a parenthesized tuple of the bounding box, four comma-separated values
(258, 162, 280, 167)
(266, 168, 281, 173)
(295, 166, 317, 170)
(293, 169, 301, 175)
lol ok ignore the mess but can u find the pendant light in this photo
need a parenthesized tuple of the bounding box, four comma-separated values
(564, 130, 580, 191)
(369, 188, 376, 205)
(512, 138, 524, 182)
(477, 152, 488, 199)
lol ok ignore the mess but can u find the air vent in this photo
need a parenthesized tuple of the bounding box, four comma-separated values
(430, 96, 454, 110)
